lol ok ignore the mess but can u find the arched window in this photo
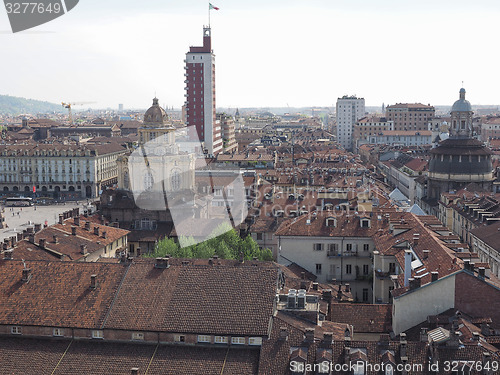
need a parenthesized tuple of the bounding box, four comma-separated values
(144, 171, 154, 191)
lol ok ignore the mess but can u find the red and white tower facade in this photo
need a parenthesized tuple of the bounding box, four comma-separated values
(184, 27, 222, 157)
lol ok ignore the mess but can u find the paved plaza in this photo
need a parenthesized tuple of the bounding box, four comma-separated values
(0, 201, 95, 242)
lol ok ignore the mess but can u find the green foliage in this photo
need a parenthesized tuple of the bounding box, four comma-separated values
(0, 94, 63, 115)
(148, 223, 272, 261)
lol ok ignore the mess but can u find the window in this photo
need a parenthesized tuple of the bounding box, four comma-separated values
(92, 330, 103, 339)
(362, 288, 369, 302)
(361, 219, 370, 228)
(231, 337, 245, 345)
(197, 335, 211, 343)
(346, 264, 352, 274)
(363, 265, 369, 275)
(132, 332, 144, 341)
(11, 326, 22, 335)
(346, 244, 353, 252)
(389, 263, 396, 274)
(53, 328, 64, 337)
(248, 337, 262, 346)
(256, 233, 263, 241)
(214, 336, 228, 344)
(174, 335, 185, 342)
(363, 244, 369, 252)
(315, 264, 322, 275)
(313, 243, 323, 251)
(328, 243, 338, 255)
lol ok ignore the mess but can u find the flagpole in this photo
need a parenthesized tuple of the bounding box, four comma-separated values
(208, 2, 211, 28)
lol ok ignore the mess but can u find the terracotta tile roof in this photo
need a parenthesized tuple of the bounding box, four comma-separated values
(330, 303, 392, 333)
(104, 259, 278, 336)
(470, 221, 500, 251)
(0, 260, 126, 329)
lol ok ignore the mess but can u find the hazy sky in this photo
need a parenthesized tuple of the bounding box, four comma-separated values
(1, 0, 500, 110)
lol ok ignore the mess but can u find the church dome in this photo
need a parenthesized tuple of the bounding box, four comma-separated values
(144, 98, 168, 125)
(451, 88, 472, 112)
(429, 138, 492, 174)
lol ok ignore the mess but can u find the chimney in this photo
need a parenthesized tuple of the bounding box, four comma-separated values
(423, 249, 429, 259)
(344, 327, 351, 343)
(323, 332, 333, 345)
(304, 328, 315, 342)
(136, 247, 141, 257)
(74, 216, 80, 226)
(28, 234, 35, 244)
(71, 226, 77, 236)
(93, 227, 100, 236)
(431, 271, 439, 282)
(3, 250, 13, 260)
(301, 271, 306, 280)
(472, 332, 480, 341)
(131, 369, 139, 375)
(27, 227, 34, 234)
(345, 283, 350, 293)
(478, 267, 486, 279)
(34, 223, 41, 233)
(481, 322, 491, 336)
(22, 268, 32, 283)
(420, 328, 428, 342)
(53, 235, 58, 244)
(80, 244, 88, 255)
(2, 242, 8, 250)
(10, 236, 16, 246)
(58, 214, 63, 225)
(16, 233, 23, 241)
(413, 233, 419, 246)
(400, 333, 407, 357)
(85, 221, 91, 231)
(90, 274, 97, 289)
(322, 289, 332, 301)
(312, 282, 319, 291)
(155, 257, 170, 269)
(120, 253, 128, 263)
(279, 326, 288, 341)
(300, 281, 307, 290)
(39, 238, 46, 249)
(404, 250, 412, 287)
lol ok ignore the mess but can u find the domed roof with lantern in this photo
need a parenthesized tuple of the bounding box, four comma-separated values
(451, 88, 472, 113)
(144, 98, 169, 126)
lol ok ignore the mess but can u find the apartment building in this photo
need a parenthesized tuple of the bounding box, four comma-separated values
(385, 103, 435, 131)
(336, 95, 365, 151)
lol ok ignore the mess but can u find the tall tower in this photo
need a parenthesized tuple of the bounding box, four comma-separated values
(184, 26, 222, 157)
(336, 95, 365, 150)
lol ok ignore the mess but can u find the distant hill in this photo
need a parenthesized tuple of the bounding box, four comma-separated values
(0, 94, 63, 115)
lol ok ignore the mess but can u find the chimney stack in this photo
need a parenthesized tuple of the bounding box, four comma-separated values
(154, 257, 170, 269)
(431, 271, 438, 282)
(34, 223, 41, 233)
(131, 369, 139, 375)
(322, 289, 332, 301)
(93, 227, 100, 236)
(71, 226, 77, 236)
(323, 332, 333, 345)
(58, 215, 63, 225)
(28, 234, 35, 244)
(85, 221, 91, 231)
(304, 328, 315, 342)
(53, 235, 58, 244)
(478, 267, 486, 279)
(345, 284, 350, 293)
(312, 282, 319, 291)
(102, 231, 107, 239)
(420, 328, 428, 342)
(279, 326, 288, 341)
(413, 233, 419, 246)
(404, 250, 412, 287)
(10, 236, 16, 246)
(301, 271, 306, 280)
(80, 244, 88, 255)
(136, 247, 141, 257)
(22, 268, 32, 283)
(90, 274, 97, 289)
(74, 217, 80, 226)
(39, 238, 46, 249)
(3, 250, 13, 260)
(16, 232, 23, 241)
(423, 249, 429, 259)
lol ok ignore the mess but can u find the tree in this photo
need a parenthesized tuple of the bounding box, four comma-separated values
(148, 223, 272, 261)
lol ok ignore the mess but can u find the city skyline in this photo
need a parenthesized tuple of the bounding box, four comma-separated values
(1, 0, 500, 109)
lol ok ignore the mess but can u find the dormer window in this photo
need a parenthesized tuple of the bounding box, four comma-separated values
(360, 219, 370, 228)
(325, 217, 336, 227)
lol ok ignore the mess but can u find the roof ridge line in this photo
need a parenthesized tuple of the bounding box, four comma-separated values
(101, 262, 132, 329)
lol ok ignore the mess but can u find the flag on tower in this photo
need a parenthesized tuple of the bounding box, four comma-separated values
(209, 3, 219, 10)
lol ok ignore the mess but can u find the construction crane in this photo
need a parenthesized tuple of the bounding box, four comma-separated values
(61, 101, 95, 125)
